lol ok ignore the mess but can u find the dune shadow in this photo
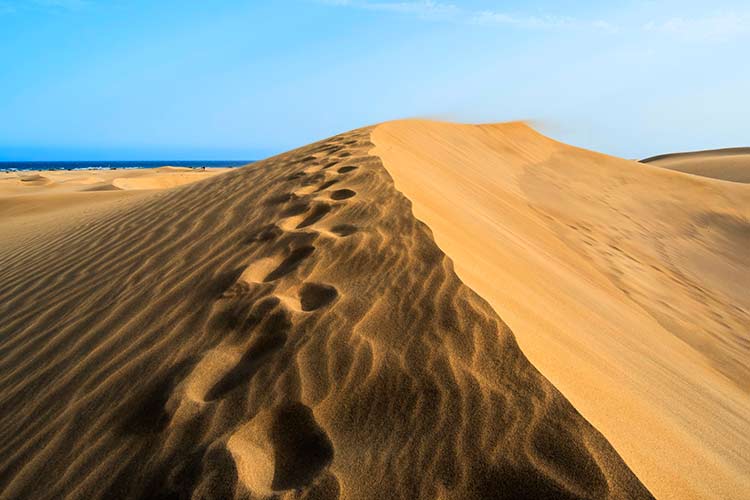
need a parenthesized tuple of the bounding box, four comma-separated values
(270, 403, 334, 491)
(330, 189, 355, 201)
(330, 224, 358, 237)
(264, 246, 315, 282)
(297, 205, 332, 229)
(118, 357, 196, 435)
(315, 179, 340, 192)
(205, 310, 290, 401)
(300, 283, 338, 311)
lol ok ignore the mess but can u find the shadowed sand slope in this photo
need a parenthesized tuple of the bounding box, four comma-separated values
(0, 130, 651, 498)
(641, 147, 750, 183)
(372, 120, 750, 500)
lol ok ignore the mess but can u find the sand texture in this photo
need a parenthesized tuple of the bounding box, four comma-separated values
(0, 130, 652, 498)
(372, 120, 750, 500)
(641, 147, 750, 183)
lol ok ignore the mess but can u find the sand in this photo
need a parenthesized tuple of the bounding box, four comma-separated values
(0, 167, 230, 247)
(371, 120, 750, 500)
(0, 131, 652, 498)
(641, 147, 750, 183)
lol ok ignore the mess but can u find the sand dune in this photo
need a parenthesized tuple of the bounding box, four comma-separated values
(641, 147, 750, 183)
(0, 167, 230, 248)
(0, 167, 229, 193)
(0, 130, 652, 498)
(372, 120, 750, 500)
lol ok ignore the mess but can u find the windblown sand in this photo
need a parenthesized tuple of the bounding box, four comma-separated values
(0, 130, 653, 498)
(372, 120, 750, 500)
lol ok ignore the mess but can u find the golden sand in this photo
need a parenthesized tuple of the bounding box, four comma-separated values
(372, 120, 750, 499)
(0, 128, 653, 498)
(642, 147, 750, 183)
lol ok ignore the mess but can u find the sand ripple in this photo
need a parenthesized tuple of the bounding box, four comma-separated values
(0, 129, 650, 498)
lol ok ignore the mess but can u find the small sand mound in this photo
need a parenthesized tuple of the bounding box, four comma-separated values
(83, 183, 122, 192)
(18, 174, 51, 185)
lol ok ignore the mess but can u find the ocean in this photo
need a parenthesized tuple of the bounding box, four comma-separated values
(0, 160, 252, 172)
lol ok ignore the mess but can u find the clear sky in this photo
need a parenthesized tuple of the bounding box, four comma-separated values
(1, 0, 748, 160)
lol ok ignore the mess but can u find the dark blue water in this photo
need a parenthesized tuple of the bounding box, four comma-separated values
(0, 160, 252, 172)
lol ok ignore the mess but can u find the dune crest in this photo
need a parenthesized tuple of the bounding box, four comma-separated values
(641, 147, 750, 183)
(0, 129, 651, 498)
(371, 119, 750, 500)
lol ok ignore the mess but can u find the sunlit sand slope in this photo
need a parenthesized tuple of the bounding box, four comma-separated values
(372, 119, 750, 500)
(0, 130, 651, 498)
(0, 167, 230, 245)
(642, 147, 750, 183)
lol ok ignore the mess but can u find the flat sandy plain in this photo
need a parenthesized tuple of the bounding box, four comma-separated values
(0, 122, 747, 499)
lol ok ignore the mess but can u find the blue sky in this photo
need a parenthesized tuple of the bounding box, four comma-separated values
(1, 0, 748, 160)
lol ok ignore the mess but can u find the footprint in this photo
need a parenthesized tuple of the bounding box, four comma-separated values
(300, 171, 325, 185)
(294, 185, 318, 196)
(297, 203, 332, 229)
(279, 215, 307, 231)
(211, 295, 281, 344)
(119, 358, 195, 435)
(299, 283, 338, 311)
(205, 310, 290, 401)
(313, 147, 340, 157)
(321, 161, 339, 170)
(330, 189, 356, 201)
(337, 166, 358, 174)
(171, 348, 243, 415)
(286, 172, 306, 181)
(245, 224, 283, 244)
(267, 192, 299, 205)
(227, 403, 334, 496)
(330, 224, 358, 237)
(220, 280, 252, 300)
(270, 403, 334, 491)
(264, 246, 315, 282)
(283, 201, 311, 217)
(315, 179, 340, 192)
(236, 257, 283, 286)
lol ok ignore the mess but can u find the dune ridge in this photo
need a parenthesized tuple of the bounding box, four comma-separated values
(371, 119, 750, 500)
(0, 129, 651, 498)
(641, 147, 750, 183)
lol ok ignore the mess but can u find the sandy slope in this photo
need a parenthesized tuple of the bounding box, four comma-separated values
(372, 120, 750, 500)
(0, 131, 651, 498)
(641, 147, 750, 183)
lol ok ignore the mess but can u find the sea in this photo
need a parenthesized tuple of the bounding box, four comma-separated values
(0, 160, 252, 173)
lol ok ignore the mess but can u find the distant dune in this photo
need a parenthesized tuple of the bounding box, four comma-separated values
(0, 129, 652, 498)
(372, 120, 750, 500)
(641, 147, 750, 183)
(0, 167, 229, 242)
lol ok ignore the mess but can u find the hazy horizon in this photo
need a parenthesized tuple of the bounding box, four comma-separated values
(2, 0, 749, 161)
